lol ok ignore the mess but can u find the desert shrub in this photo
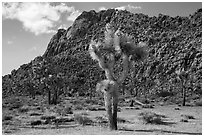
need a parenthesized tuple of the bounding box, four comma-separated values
(140, 98, 151, 104)
(142, 104, 154, 108)
(79, 112, 89, 116)
(54, 116, 75, 123)
(18, 105, 29, 113)
(94, 116, 108, 124)
(74, 114, 93, 125)
(8, 101, 23, 110)
(139, 111, 166, 124)
(94, 116, 129, 124)
(31, 120, 42, 126)
(180, 118, 188, 122)
(174, 107, 180, 110)
(64, 106, 73, 114)
(3, 115, 13, 121)
(181, 114, 195, 119)
(41, 115, 56, 120)
(185, 103, 194, 107)
(74, 105, 84, 110)
(30, 112, 43, 116)
(87, 106, 98, 111)
(84, 99, 98, 105)
(157, 91, 174, 97)
(194, 100, 202, 106)
(97, 107, 106, 111)
(71, 99, 83, 105)
(86, 105, 104, 111)
(117, 117, 129, 123)
(41, 115, 56, 124)
(125, 106, 140, 110)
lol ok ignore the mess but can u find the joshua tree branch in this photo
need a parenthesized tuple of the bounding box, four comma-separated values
(105, 54, 115, 80)
(117, 54, 129, 84)
(98, 57, 107, 70)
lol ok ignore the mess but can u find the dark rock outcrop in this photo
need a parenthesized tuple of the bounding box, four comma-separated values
(2, 8, 202, 102)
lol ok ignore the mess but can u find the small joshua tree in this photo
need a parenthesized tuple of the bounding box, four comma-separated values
(176, 68, 189, 106)
(89, 23, 148, 130)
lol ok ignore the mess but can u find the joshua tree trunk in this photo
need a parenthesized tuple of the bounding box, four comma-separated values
(103, 82, 119, 130)
(52, 87, 58, 105)
(101, 54, 128, 130)
(103, 67, 118, 130)
(104, 90, 114, 129)
(31, 90, 36, 99)
(182, 89, 186, 106)
(112, 87, 119, 130)
(54, 89, 58, 105)
(182, 80, 186, 106)
(48, 89, 51, 104)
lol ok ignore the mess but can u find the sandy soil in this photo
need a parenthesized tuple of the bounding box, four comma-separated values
(9, 105, 202, 135)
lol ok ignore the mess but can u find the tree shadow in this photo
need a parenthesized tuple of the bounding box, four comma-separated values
(119, 128, 202, 135)
(153, 121, 177, 126)
(19, 124, 79, 129)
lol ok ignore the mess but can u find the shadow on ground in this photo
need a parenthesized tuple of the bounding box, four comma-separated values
(119, 128, 202, 135)
(154, 121, 176, 125)
(19, 124, 79, 129)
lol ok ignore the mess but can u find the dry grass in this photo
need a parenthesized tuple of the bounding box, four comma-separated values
(139, 111, 166, 124)
(18, 105, 30, 113)
(94, 116, 108, 124)
(2, 94, 202, 135)
(74, 114, 93, 126)
(3, 115, 13, 121)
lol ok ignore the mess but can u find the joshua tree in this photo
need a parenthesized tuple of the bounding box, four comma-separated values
(88, 23, 148, 130)
(176, 68, 189, 106)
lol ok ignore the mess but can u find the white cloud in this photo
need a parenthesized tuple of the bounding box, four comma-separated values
(115, 4, 141, 11)
(115, 6, 126, 11)
(54, 3, 74, 13)
(58, 24, 68, 30)
(29, 46, 37, 52)
(2, 2, 81, 35)
(127, 4, 141, 10)
(98, 7, 107, 11)
(7, 40, 13, 45)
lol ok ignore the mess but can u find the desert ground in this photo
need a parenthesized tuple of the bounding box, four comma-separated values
(2, 95, 202, 135)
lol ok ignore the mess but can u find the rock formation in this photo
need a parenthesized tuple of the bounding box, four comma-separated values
(2, 8, 202, 103)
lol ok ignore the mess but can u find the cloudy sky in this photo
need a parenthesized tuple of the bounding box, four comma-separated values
(2, 2, 201, 75)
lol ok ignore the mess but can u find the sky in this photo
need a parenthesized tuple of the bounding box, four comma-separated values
(1, 2, 202, 76)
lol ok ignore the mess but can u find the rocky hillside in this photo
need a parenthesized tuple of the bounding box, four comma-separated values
(2, 9, 202, 101)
